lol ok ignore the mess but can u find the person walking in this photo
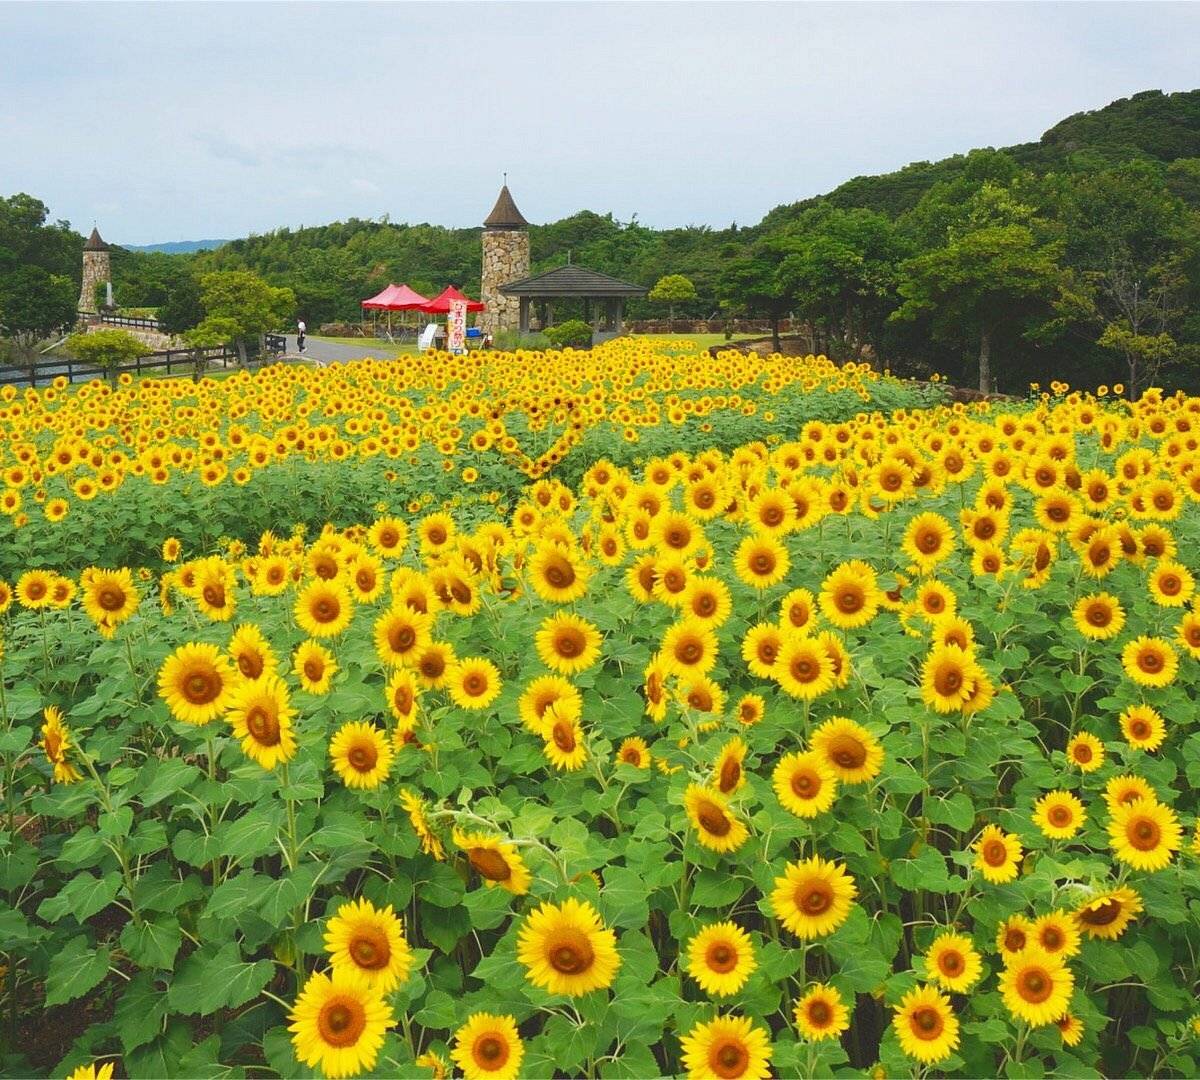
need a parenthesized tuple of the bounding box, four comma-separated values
(297, 318, 307, 354)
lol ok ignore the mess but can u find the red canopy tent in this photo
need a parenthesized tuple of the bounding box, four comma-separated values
(419, 286, 485, 313)
(361, 284, 430, 337)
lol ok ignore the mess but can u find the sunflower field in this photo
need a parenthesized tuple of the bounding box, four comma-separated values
(2, 341, 1200, 1080)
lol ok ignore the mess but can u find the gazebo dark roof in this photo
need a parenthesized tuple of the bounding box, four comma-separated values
(483, 185, 529, 230)
(500, 264, 646, 298)
(83, 227, 110, 252)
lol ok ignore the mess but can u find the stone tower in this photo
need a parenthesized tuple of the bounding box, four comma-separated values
(78, 227, 112, 314)
(479, 183, 530, 334)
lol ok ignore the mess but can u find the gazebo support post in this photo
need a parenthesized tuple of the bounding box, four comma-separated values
(519, 297, 531, 335)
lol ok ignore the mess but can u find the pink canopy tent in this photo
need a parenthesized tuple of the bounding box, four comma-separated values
(361, 283, 430, 337)
(419, 286, 485, 314)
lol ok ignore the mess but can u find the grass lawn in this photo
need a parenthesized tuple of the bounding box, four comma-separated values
(625, 332, 764, 349)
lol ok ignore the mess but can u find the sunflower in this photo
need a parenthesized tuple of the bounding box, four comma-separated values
(973, 824, 1022, 884)
(1108, 797, 1182, 871)
(288, 967, 393, 1079)
(516, 897, 620, 997)
(228, 623, 277, 682)
(329, 722, 393, 790)
(41, 705, 82, 784)
(1000, 946, 1074, 1026)
(735, 693, 765, 727)
(733, 533, 790, 589)
(1057, 1013, 1084, 1047)
(1119, 704, 1166, 751)
(1031, 910, 1081, 958)
(996, 915, 1034, 959)
(924, 932, 981, 992)
(1066, 732, 1104, 772)
(414, 640, 456, 689)
(1033, 790, 1086, 840)
(778, 587, 816, 634)
(542, 710, 588, 771)
(80, 567, 139, 636)
(451, 1013, 524, 1080)
(66, 1064, 114, 1080)
(529, 540, 590, 603)
(920, 644, 981, 713)
(1104, 773, 1157, 811)
(643, 655, 671, 722)
(684, 784, 748, 853)
(347, 554, 386, 603)
(294, 640, 337, 695)
(741, 623, 785, 679)
(368, 516, 409, 559)
(399, 789, 445, 860)
(661, 618, 719, 678)
(448, 657, 502, 710)
(1074, 885, 1142, 940)
(770, 855, 856, 939)
(684, 577, 733, 626)
(773, 750, 838, 818)
(535, 612, 602, 675)
(453, 829, 532, 895)
(518, 675, 580, 735)
(818, 560, 880, 630)
(1148, 559, 1194, 607)
(294, 580, 353, 638)
(158, 642, 235, 726)
(373, 606, 432, 667)
(902, 511, 956, 571)
(226, 675, 296, 770)
(1177, 610, 1200, 659)
(711, 737, 747, 795)
(415, 1049, 450, 1079)
(1071, 593, 1125, 640)
(686, 921, 757, 997)
(893, 984, 960, 1065)
(793, 983, 849, 1042)
(810, 717, 884, 784)
(16, 568, 54, 610)
(774, 636, 834, 700)
(1120, 635, 1178, 688)
(385, 668, 420, 735)
(194, 559, 237, 622)
(615, 736, 651, 769)
(324, 897, 412, 992)
(679, 1014, 773, 1080)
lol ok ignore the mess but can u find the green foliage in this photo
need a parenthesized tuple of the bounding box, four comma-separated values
(543, 319, 593, 349)
(197, 270, 295, 364)
(0, 264, 78, 353)
(648, 274, 698, 318)
(64, 329, 153, 376)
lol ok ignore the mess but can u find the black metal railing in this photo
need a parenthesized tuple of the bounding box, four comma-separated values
(98, 313, 163, 331)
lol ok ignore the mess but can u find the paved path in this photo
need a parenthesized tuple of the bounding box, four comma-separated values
(284, 336, 404, 365)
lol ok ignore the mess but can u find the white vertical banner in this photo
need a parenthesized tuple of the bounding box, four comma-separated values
(447, 299, 467, 354)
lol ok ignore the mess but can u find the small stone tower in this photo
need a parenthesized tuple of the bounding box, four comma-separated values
(479, 183, 530, 334)
(78, 227, 112, 314)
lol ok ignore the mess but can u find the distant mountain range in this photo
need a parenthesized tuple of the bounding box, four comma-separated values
(124, 239, 229, 254)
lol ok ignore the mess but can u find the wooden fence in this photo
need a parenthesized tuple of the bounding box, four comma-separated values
(0, 334, 288, 388)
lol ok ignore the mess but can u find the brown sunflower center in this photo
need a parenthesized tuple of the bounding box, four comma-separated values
(710, 1038, 749, 1079)
(542, 554, 575, 589)
(463, 672, 488, 697)
(807, 999, 832, 1027)
(389, 624, 416, 652)
(303, 658, 325, 682)
(705, 942, 738, 973)
(791, 769, 819, 798)
(836, 587, 863, 614)
(982, 839, 1008, 867)
(718, 757, 741, 794)
(348, 926, 390, 970)
(1048, 805, 1072, 827)
(1004, 928, 1027, 952)
(697, 800, 732, 837)
(202, 584, 226, 608)
(245, 704, 280, 746)
(237, 653, 263, 679)
(551, 719, 576, 753)
(1017, 967, 1053, 1003)
(1129, 817, 1160, 850)
(347, 739, 378, 773)
(317, 997, 366, 1048)
(182, 669, 220, 705)
(797, 880, 833, 915)
(98, 586, 126, 611)
(474, 1033, 509, 1069)
(828, 734, 866, 770)
(312, 596, 340, 623)
(939, 950, 963, 975)
(554, 628, 585, 658)
(469, 847, 512, 882)
(1079, 898, 1121, 926)
(548, 928, 595, 975)
(911, 1006, 944, 1039)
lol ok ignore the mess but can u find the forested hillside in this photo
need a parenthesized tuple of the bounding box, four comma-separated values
(5, 89, 1200, 393)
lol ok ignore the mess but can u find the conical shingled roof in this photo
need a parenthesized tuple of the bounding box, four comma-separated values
(83, 227, 110, 252)
(483, 185, 528, 230)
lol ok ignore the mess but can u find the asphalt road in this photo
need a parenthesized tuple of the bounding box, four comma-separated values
(284, 336, 403, 364)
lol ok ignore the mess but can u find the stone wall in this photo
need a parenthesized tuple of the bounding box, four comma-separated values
(84, 322, 179, 351)
(479, 229, 529, 333)
(77, 251, 111, 313)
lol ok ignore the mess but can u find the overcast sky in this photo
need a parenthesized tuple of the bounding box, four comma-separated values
(2, 1, 1198, 245)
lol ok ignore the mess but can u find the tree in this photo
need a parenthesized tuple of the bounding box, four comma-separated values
(0, 265, 78, 368)
(197, 270, 294, 365)
(892, 224, 1070, 393)
(647, 274, 698, 321)
(158, 275, 205, 335)
(717, 245, 796, 352)
(64, 328, 151, 383)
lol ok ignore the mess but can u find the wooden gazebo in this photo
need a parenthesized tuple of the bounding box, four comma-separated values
(500, 265, 647, 342)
